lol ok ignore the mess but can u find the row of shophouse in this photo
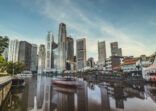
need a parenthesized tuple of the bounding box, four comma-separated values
(95, 53, 156, 77)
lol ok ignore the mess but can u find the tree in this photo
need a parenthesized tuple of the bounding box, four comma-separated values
(0, 55, 4, 63)
(6, 62, 25, 75)
(0, 55, 6, 72)
(0, 36, 9, 55)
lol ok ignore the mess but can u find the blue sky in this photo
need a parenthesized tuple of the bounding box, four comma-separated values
(0, 0, 156, 61)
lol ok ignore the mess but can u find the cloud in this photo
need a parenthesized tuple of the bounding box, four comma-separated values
(31, 0, 153, 61)
(5, 0, 154, 61)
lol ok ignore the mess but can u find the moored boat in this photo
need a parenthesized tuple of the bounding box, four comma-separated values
(52, 77, 80, 88)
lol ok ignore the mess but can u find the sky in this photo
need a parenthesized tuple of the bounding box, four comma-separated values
(0, 0, 156, 61)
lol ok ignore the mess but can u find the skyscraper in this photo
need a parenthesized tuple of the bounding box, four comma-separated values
(38, 44, 46, 74)
(111, 42, 122, 56)
(76, 38, 86, 70)
(98, 41, 106, 64)
(45, 32, 53, 70)
(58, 23, 67, 72)
(8, 39, 20, 62)
(66, 36, 74, 62)
(18, 41, 32, 70)
(30, 44, 38, 73)
(118, 48, 122, 56)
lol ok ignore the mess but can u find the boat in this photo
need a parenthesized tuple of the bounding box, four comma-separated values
(12, 78, 25, 87)
(52, 77, 80, 88)
(52, 85, 77, 93)
(17, 70, 33, 78)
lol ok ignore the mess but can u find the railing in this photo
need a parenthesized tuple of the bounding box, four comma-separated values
(0, 76, 12, 84)
(0, 76, 12, 106)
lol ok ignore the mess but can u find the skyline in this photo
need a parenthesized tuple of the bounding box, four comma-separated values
(0, 0, 156, 61)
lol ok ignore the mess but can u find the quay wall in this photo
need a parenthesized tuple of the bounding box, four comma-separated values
(0, 76, 12, 106)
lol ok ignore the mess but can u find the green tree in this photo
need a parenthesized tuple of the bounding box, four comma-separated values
(0, 55, 6, 72)
(0, 36, 9, 55)
(0, 55, 4, 63)
(6, 62, 25, 75)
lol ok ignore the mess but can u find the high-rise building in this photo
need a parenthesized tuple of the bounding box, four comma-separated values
(98, 41, 106, 64)
(8, 39, 20, 62)
(30, 44, 38, 73)
(111, 42, 118, 56)
(110, 42, 122, 56)
(118, 48, 122, 56)
(45, 32, 53, 70)
(87, 57, 95, 68)
(76, 38, 86, 70)
(66, 36, 74, 62)
(58, 23, 67, 72)
(38, 44, 46, 74)
(18, 41, 32, 70)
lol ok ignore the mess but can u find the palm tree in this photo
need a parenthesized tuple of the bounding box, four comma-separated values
(0, 36, 9, 55)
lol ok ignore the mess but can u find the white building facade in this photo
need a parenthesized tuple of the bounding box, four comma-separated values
(57, 23, 67, 72)
(45, 32, 53, 71)
(38, 44, 46, 74)
(8, 39, 20, 62)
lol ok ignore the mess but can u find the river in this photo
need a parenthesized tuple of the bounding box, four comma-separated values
(1, 76, 156, 111)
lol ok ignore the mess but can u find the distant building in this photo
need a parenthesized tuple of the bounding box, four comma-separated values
(66, 36, 74, 62)
(98, 41, 106, 64)
(105, 58, 112, 71)
(18, 41, 32, 70)
(105, 56, 123, 72)
(87, 57, 95, 68)
(30, 44, 38, 73)
(8, 39, 20, 62)
(76, 38, 86, 70)
(45, 32, 54, 71)
(38, 44, 46, 74)
(118, 48, 122, 56)
(58, 23, 67, 72)
(121, 57, 140, 73)
(136, 55, 152, 67)
(110, 42, 122, 56)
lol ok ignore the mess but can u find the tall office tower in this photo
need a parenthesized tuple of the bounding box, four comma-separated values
(111, 42, 122, 56)
(118, 48, 122, 56)
(66, 36, 74, 62)
(30, 44, 38, 73)
(8, 39, 20, 62)
(18, 41, 32, 70)
(98, 41, 106, 64)
(76, 38, 86, 70)
(111, 42, 118, 56)
(58, 23, 67, 72)
(45, 32, 54, 70)
(38, 44, 46, 74)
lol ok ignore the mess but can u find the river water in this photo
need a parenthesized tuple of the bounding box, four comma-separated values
(1, 76, 156, 111)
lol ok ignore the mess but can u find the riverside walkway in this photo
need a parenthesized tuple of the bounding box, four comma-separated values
(0, 76, 12, 106)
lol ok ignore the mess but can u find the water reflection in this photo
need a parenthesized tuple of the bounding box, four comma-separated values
(1, 76, 156, 111)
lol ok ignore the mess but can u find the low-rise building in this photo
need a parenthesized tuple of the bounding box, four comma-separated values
(86, 57, 95, 68)
(121, 57, 140, 73)
(105, 56, 123, 72)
